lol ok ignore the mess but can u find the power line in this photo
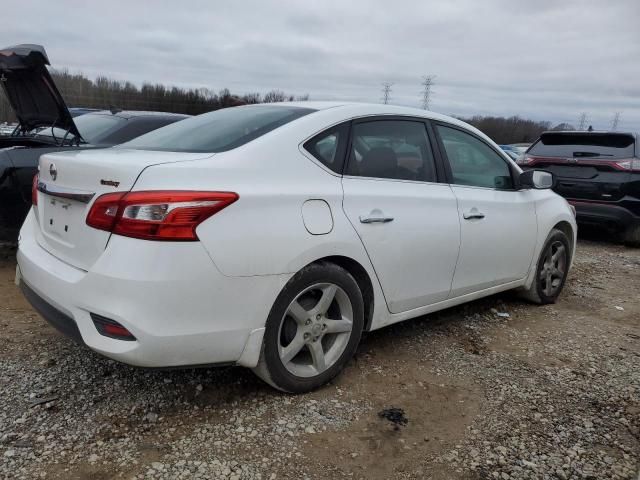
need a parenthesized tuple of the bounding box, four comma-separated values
(577, 112, 587, 131)
(611, 112, 621, 131)
(381, 82, 393, 105)
(420, 75, 435, 110)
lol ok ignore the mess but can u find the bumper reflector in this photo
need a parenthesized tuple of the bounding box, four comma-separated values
(91, 313, 136, 341)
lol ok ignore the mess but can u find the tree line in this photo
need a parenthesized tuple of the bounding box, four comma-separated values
(0, 69, 308, 123)
(457, 115, 555, 144)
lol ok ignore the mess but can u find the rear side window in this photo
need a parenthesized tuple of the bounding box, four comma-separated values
(529, 133, 635, 159)
(303, 123, 349, 173)
(122, 106, 315, 153)
(346, 120, 437, 182)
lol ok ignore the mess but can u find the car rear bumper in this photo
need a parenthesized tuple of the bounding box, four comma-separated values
(16, 211, 283, 368)
(568, 199, 640, 231)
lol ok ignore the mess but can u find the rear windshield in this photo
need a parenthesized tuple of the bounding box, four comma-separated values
(529, 133, 635, 159)
(121, 105, 315, 153)
(75, 114, 127, 144)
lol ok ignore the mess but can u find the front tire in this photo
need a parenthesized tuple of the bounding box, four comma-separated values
(520, 228, 571, 304)
(253, 262, 364, 393)
(623, 224, 640, 248)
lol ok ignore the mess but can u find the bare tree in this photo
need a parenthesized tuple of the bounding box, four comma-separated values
(420, 75, 435, 110)
(381, 82, 393, 104)
(263, 90, 288, 103)
(611, 112, 621, 131)
(459, 115, 552, 144)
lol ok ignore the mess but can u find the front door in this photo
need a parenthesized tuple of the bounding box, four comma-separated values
(433, 123, 537, 297)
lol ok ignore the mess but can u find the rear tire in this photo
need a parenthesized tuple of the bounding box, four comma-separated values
(252, 262, 364, 393)
(623, 224, 640, 248)
(520, 228, 571, 304)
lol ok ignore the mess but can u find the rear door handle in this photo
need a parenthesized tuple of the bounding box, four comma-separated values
(463, 208, 485, 220)
(359, 214, 394, 224)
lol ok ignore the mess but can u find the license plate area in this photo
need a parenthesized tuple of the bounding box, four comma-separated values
(42, 196, 78, 243)
(549, 165, 598, 179)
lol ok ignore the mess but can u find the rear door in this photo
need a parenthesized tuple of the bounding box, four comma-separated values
(340, 118, 460, 313)
(520, 132, 634, 203)
(433, 123, 538, 297)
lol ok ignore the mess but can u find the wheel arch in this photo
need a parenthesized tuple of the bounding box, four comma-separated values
(552, 220, 575, 261)
(307, 255, 375, 332)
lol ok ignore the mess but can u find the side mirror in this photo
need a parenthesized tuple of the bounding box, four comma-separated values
(519, 170, 554, 189)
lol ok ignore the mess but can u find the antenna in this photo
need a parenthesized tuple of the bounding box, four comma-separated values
(420, 75, 435, 110)
(381, 82, 393, 105)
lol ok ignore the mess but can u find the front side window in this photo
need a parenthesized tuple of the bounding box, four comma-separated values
(346, 120, 436, 182)
(437, 125, 513, 189)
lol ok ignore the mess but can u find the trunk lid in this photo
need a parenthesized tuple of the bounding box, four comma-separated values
(0, 44, 80, 138)
(523, 132, 635, 202)
(34, 149, 214, 270)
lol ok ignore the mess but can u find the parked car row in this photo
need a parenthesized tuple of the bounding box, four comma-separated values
(0, 123, 18, 136)
(0, 44, 188, 239)
(499, 144, 523, 161)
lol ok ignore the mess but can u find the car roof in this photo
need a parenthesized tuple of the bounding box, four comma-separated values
(264, 101, 478, 129)
(540, 130, 636, 136)
(266, 101, 494, 146)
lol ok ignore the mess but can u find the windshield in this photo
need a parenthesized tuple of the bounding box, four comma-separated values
(121, 105, 315, 153)
(529, 133, 635, 159)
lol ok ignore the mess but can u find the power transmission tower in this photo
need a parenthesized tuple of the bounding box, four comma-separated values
(420, 75, 435, 110)
(381, 82, 393, 105)
(611, 112, 621, 131)
(577, 112, 587, 130)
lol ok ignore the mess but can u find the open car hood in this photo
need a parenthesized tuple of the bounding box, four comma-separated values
(0, 44, 80, 137)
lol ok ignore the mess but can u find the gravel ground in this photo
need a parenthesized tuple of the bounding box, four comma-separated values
(0, 237, 638, 479)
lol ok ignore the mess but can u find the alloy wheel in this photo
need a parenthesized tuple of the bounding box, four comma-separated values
(539, 240, 567, 297)
(277, 283, 353, 378)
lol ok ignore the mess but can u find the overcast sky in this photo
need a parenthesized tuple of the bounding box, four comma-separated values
(3, 0, 639, 131)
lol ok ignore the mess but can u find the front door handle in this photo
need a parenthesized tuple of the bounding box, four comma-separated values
(463, 208, 485, 220)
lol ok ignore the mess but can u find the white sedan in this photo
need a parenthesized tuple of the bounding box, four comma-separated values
(17, 103, 576, 392)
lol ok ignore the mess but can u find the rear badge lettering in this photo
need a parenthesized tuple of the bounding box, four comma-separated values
(100, 180, 120, 187)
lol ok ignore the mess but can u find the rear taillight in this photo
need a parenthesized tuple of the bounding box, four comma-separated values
(613, 158, 640, 172)
(86, 191, 238, 241)
(516, 154, 535, 166)
(32, 174, 39, 206)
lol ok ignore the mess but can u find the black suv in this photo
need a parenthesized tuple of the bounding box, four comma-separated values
(518, 131, 639, 246)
